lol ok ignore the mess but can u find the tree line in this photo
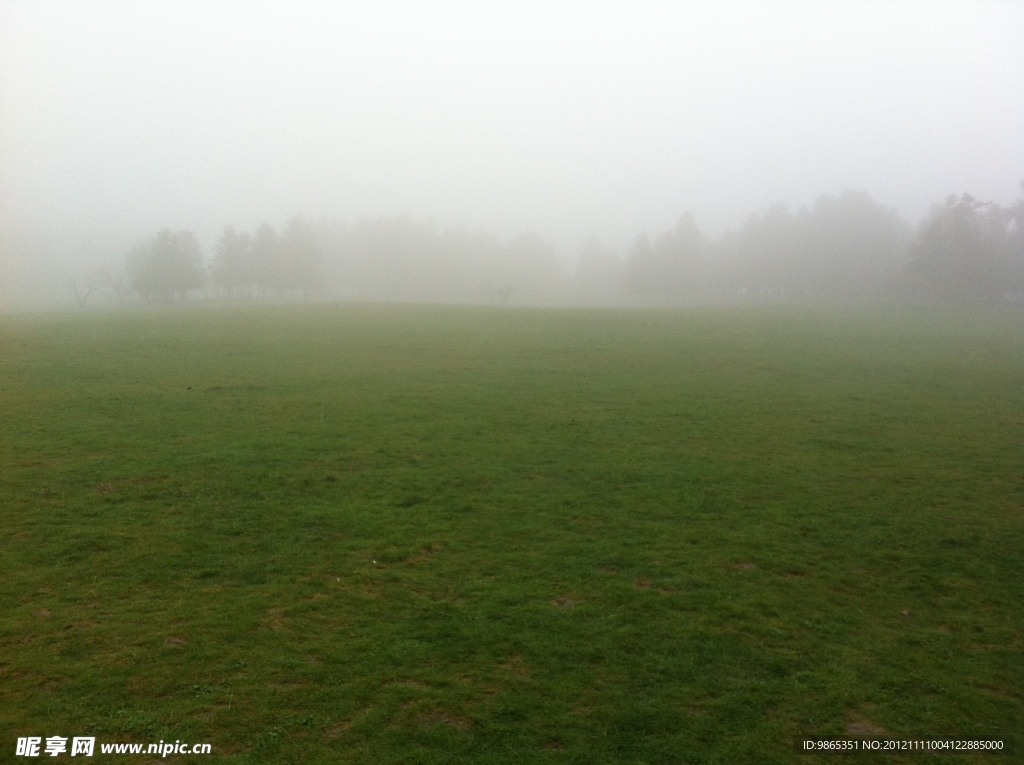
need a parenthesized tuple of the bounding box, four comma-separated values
(607, 188, 1023, 305)
(82, 186, 1024, 308)
(116, 215, 564, 306)
(123, 216, 321, 302)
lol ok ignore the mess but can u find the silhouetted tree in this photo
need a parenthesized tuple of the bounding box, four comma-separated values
(716, 191, 911, 300)
(278, 215, 323, 297)
(250, 223, 280, 297)
(724, 202, 811, 298)
(575, 235, 621, 296)
(210, 225, 254, 297)
(496, 231, 563, 301)
(622, 231, 654, 296)
(623, 213, 706, 300)
(803, 190, 912, 298)
(1008, 187, 1024, 296)
(907, 193, 1022, 304)
(126, 229, 205, 301)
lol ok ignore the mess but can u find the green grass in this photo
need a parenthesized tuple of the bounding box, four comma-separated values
(1, 303, 1021, 764)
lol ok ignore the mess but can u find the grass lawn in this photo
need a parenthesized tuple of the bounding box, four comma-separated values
(1, 303, 1021, 763)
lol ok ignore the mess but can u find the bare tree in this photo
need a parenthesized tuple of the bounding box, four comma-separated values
(68, 266, 129, 308)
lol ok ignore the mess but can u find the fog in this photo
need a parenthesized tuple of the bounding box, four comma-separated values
(1, 0, 1022, 309)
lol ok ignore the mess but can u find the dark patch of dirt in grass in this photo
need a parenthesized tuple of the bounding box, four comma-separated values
(263, 607, 286, 631)
(397, 679, 426, 688)
(402, 543, 445, 566)
(979, 683, 1018, 700)
(500, 656, 530, 677)
(418, 710, 472, 731)
(265, 679, 311, 690)
(36, 609, 52, 617)
(325, 722, 351, 739)
(845, 718, 890, 737)
(553, 597, 575, 608)
(164, 637, 187, 647)
(634, 578, 651, 589)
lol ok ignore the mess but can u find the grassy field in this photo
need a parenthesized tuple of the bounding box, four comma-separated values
(1, 303, 1021, 764)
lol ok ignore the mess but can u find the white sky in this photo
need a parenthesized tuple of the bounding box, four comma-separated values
(1, 0, 1022, 258)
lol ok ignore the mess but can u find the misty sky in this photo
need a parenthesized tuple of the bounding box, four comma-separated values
(1, 0, 1022, 260)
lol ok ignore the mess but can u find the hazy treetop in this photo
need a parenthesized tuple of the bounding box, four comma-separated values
(1, 0, 1021, 253)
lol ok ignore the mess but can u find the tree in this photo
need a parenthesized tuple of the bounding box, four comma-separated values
(477, 231, 564, 305)
(126, 229, 206, 302)
(803, 190, 912, 298)
(251, 223, 280, 297)
(575, 235, 621, 296)
(69, 266, 128, 308)
(907, 194, 1021, 304)
(210, 225, 254, 297)
(622, 231, 654, 297)
(1007, 186, 1024, 296)
(623, 214, 706, 300)
(716, 192, 912, 300)
(278, 215, 323, 297)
